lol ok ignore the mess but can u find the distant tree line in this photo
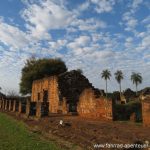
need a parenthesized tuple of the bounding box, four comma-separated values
(101, 69, 143, 98)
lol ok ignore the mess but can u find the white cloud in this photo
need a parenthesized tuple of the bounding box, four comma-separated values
(48, 39, 67, 50)
(21, 0, 74, 40)
(141, 35, 150, 48)
(70, 18, 107, 33)
(68, 35, 91, 51)
(132, 0, 143, 9)
(142, 16, 150, 24)
(122, 12, 138, 31)
(78, 1, 90, 11)
(90, 0, 116, 13)
(0, 0, 149, 94)
(0, 19, 29, 49)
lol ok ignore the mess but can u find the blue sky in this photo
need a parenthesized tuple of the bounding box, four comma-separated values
(0, 0, 149, 94)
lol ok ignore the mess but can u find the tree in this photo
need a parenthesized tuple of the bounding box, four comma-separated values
(101, 69, 111, 98)
(114, 70, 123, 98)
(7, 90, 19, 98)
(131, 72, 142, 95)
(20, 57, 67, 95)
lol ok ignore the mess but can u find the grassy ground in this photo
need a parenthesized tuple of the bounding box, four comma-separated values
(0, 113, 62, 150)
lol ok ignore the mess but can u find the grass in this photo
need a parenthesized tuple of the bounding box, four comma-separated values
(0, 112, 62, 150)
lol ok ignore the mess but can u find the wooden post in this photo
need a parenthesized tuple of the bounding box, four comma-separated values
(36, 102, 41, 118)
(13, 100, 16, 112)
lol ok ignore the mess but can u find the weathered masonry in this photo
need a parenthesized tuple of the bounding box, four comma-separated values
(31, 76, 60, 113)
(31, 75, 113, 120)
(142, 98, 150, 127)
(77, 88, 112, 120)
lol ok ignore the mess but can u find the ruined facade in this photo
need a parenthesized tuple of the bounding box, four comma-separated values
(30, 69, 114, 119)
(31, 76, 67, 113)
(77, 88, 112, 120)
(142, 98, 150, 127)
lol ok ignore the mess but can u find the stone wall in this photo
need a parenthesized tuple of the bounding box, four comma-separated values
(31, 76, 60, 113)
(142, 99, 150, 127)
(77, 88, 112, 120)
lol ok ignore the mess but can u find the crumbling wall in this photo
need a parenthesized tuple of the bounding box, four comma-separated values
(142, 99, 150, 127)
(77, 88, 112, 120)
(58, 70, 103, 112)
(31, 76, 59, 113)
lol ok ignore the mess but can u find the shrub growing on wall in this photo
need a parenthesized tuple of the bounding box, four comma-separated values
(113, 100, 142, 122)
(20, 57, 67, 95)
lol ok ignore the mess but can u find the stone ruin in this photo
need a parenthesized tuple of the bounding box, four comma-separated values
(77, 88, 112, 119)
(0, 71, 149, 126)
(0, 70, 112, 120)
(30, 70, 112, 119)
(141, 95, 150, 127)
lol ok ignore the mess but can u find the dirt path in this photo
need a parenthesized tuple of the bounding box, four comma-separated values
(1, 111, 150, 150)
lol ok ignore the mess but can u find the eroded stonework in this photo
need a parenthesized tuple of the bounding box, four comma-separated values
(77, 88, 112, 120)
(142, 98, 150, 127)
(31, 76, 113, 120)
(31, 76, 60, 113)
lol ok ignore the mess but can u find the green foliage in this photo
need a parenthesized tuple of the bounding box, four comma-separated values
(20, 57, 67, 95)
(114, 70, 123, 84)
(113, 100, 142, 122)
(131, 72, 142, 85)
(131, 72, 142, 95)
(101, 69, 111, 80)
(0, 113, 61, 150)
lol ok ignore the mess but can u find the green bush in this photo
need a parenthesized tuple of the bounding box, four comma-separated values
(113, 100, 142, 122)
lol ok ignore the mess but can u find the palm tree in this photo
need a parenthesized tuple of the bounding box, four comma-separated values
(131, 72, 142, 95)
(101, 69, 111, 98)
(114, 70, 123, 98)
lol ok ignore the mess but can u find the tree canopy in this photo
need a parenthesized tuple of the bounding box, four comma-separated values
(101, 69, 111, 97)
(20, 57, 67, 95)
(131, 72, 142, 95)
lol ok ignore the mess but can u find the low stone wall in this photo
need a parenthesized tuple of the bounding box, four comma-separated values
(142, 99, 150, 127)
(77, 88, 112, 120)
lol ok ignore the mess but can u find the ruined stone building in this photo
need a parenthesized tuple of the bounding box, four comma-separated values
(77, 89, 112, 119)
(142, 98, 150, 127)
(141, 88, 150, 127)
(31, 70, 112, 119)
(31, 76, 60, 113)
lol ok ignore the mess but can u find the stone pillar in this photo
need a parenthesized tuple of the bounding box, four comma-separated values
(5, 100, 8, 110)
(7, 100, 9, 110)
(36, 102, 41, 118)
(26, 100, 30, 117)
(62, 98, 68, 114)
(18, 101, 22, 113)
(2, 100, 4, 109)
(12, 100, 16, 112)
(142, 100, 150, 127)
(0, 100, 1, 109)
(8, 100, 11, 111)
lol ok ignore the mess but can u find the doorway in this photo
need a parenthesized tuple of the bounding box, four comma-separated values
(43, 90, 48, 103)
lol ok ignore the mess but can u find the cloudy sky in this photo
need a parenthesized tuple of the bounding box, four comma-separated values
(0, 0, 149, 94)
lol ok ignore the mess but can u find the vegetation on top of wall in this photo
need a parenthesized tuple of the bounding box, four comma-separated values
(113, 99, 142, 122)
(20, 57, 67, 95)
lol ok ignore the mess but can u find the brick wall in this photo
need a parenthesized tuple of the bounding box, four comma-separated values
(77, 88, 112, 120)
(142, 99, 150, 127)
(31, 76, 59, 113)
